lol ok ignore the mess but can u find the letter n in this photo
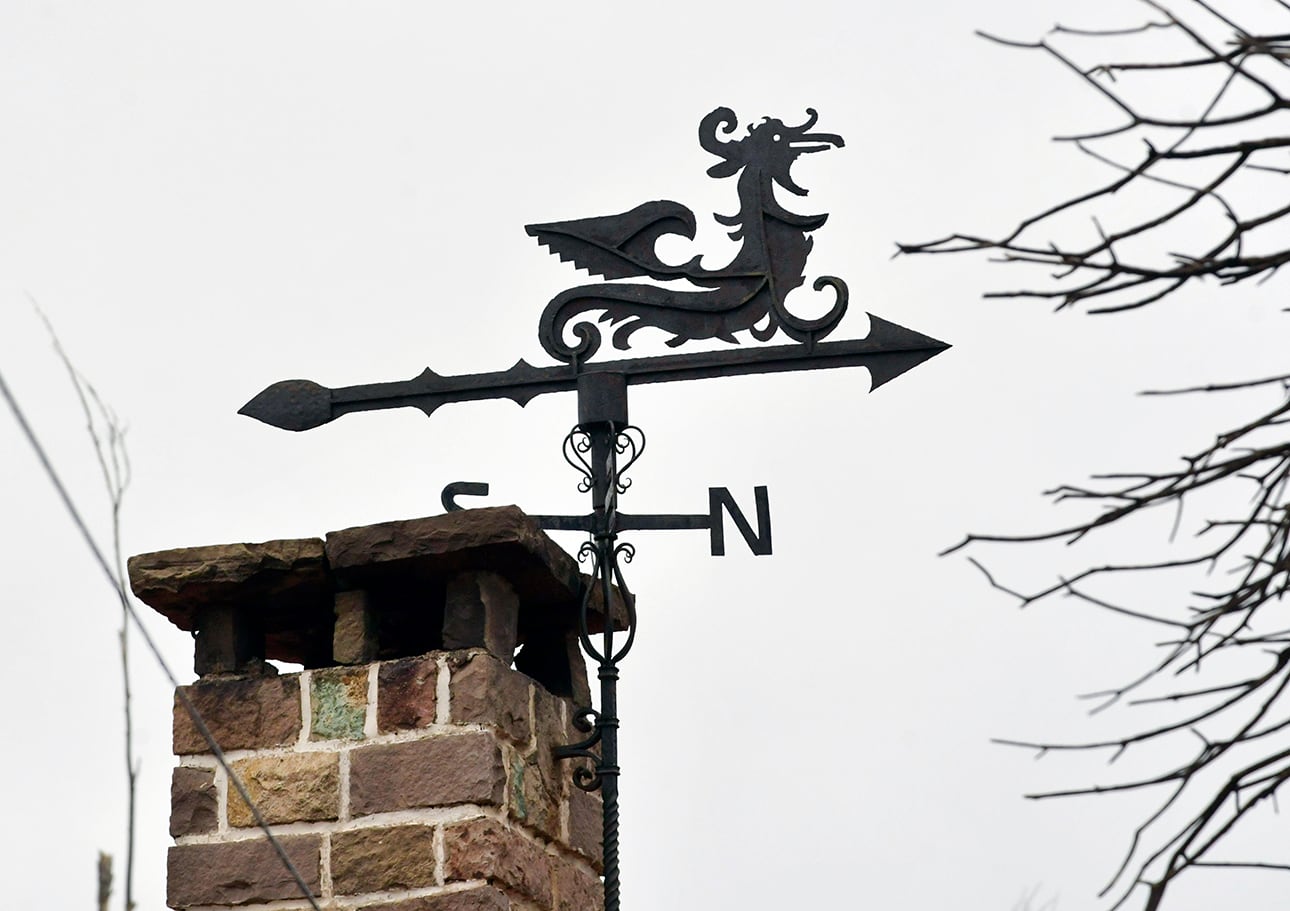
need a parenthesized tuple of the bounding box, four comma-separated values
(708, 486, 772, 556)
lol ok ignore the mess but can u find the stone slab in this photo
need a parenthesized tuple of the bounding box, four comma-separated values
(325, 506, 627, 632)
(128, 538, 332, 666)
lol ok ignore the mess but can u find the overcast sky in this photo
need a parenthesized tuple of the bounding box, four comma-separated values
(3, 2, 1289, 909)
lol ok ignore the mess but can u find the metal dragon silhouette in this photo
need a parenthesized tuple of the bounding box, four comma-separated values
(528, 107, 849, 364)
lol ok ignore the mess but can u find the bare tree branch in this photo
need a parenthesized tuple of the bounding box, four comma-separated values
(34, 304, 138, 911)
(903, 3, 1290, 908)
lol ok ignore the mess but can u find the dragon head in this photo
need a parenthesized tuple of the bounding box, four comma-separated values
(698, 107, 844, 196)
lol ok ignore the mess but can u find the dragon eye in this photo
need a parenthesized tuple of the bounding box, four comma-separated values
(773, 133, 782, 142)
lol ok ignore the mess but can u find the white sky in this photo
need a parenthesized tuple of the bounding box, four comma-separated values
(3, 1, 1289, 909)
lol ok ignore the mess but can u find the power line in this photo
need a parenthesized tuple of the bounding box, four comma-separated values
(0, 366, 323, 911)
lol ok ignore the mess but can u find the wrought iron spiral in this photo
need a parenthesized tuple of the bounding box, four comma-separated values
(612, 427, 646, 494)
(602, 785, 622, 908)
(562, 429, 595, 493)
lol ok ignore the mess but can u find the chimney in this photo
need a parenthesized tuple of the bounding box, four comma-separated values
(129, 506, 611, 911)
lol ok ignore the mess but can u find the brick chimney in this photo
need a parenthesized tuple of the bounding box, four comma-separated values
(129, 506, 610, 911)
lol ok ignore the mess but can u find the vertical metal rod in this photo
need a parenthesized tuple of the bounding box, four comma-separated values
(554, 373, 635, 911)
(597, 613, 622, 911)
(589, 423, 622, 911)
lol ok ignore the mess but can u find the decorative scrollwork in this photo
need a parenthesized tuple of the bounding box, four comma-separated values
(606, 545, 638, 665)
(570, 706, 600, 734)
(562, 429, 594, 493)
(774, 276, 849, 348)
(553, 705, 604, 791)
(611, 426, 645, 495)
(570, 538, 638, 667)
(571, 765, 603, 792)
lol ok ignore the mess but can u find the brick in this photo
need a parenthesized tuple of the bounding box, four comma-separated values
(334, 589, 378, 664)
(166, 835, 321, 907)
(443, 571, 519, 662)
(450, 651, 531, 745)
(444, 817, 551, 908)
(194, 603, 264, 676)
(379, 655, 439, 733)
(227, 752, 339, 828)
(509, 752, 560, 842)
(311, 666, 367, 740)
(533, 687, 573, 794)
(552, 855, 603, 911)
(566, 786, 603, 870)
(173, 674, 301, 755)
(350, 732, 505, 816)
(356, 886, 510, 910)
(169, 767, 217, 837)
(331, 824, 437, 895)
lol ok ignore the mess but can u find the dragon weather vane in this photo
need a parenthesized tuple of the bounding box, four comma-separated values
(241, 107, 949, 911)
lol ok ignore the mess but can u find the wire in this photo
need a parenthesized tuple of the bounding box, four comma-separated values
(0, 366, 323, 911)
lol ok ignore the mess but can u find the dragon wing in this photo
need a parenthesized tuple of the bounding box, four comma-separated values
(525, 200, 700, 281)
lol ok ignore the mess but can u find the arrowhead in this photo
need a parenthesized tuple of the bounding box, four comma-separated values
(863, 313, 951, 391)
(239, 379, 334, 431)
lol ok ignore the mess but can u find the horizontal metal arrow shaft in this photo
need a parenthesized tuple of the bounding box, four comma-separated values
(239, 313, 949, 432)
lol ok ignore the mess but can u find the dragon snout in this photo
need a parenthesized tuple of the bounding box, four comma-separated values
(790, 132, 845, 153)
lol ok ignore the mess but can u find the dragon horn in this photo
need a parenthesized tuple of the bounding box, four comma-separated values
(789, 108, 819, 132)
(698, 107, 739, 158)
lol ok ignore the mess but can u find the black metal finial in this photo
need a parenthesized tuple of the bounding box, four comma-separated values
(240, 107, 949, 911)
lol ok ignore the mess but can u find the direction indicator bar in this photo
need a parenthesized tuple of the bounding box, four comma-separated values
(239, 314, 948, 432)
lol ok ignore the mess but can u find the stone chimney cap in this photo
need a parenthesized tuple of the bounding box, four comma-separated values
(127, 537, 328, 632)
(324, 506, 583, 609)
(128, 506, 626, 671)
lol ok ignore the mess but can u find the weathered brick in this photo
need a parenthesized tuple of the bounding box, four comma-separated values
(566, 786, 603, 870)
(334, 589, 378, 664)
(533, 687, 574, 795)
(350, 732, 505, 816)
(166, 835, 321, 908)
(443, 571, 519, 662)
(173, 674, 301, 755)
(509, 751, 560, 842)
(551, 855, 603, 911)
(450, 651, 531, 745)
(169, 766, 217, 837)
(227, 752, 339, 827)
(356, 887, 510, 911)
(444, 817, 552, 908)
(379, 655, 439, 733)
(331, 824, 437, 895)
(311, 666, 367, 740)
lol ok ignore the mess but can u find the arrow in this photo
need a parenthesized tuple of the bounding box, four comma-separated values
(239, 314, 949, 431)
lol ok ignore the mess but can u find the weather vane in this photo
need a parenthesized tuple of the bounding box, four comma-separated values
(241, 106, 949, 911)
